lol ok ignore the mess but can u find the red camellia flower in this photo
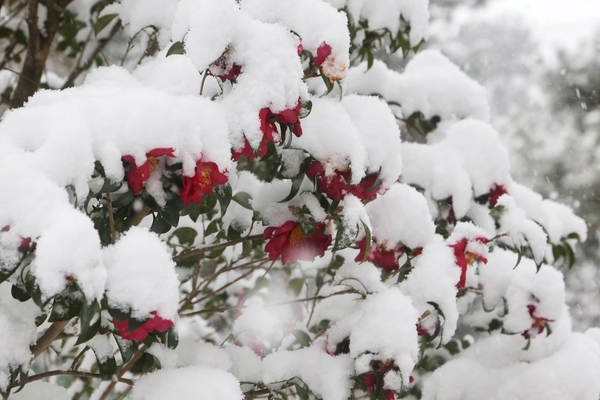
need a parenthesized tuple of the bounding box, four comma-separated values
(113, 311, 173, 341)
(180, 160, 228, 206)
(449, 237, 489, 288)
(307, 161, 381, 202)
(355, 237, 404, 272)
(122, 148, 175, 195)
(209, 53, 242, 82)
(522, 304, 554, 340)
(263, 221, 332, 264)
(313, 41, 332, 65)
(363, 373, 376, 395)
(233, 102, 303, 161)
(488, 183, 508, 207)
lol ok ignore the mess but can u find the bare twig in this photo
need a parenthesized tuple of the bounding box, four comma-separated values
(31, 320, 70, 361)
(18, 370, 133, 387)
(62, 21, 122, 89)
(106, 194, 117, 244)
(173, 234, 263, 262)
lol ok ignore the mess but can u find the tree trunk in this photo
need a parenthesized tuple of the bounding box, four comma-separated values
(10, 0, 73, 109)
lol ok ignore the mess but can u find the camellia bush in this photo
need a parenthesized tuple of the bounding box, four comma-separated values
(0, 0, 599, 399)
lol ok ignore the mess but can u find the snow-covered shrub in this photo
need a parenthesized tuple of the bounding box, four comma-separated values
(0, 0, 597, 399)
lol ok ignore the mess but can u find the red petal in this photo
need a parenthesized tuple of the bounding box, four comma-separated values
(313, 42, 332, 65)
(146, 148, 175, 158)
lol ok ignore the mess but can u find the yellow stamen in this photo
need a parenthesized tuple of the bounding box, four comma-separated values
(466, 252, 477, 266)
(148, 157, 159, 173)
(198, 166, 212, 189)
(288, 226, 307, 246)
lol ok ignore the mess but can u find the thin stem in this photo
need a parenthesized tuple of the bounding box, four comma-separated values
(97, 344, 147, 400)
(199, 69, 209, 96)
(173, 234, 263, 262)
(181, 288, 358, 318)
(106, 194, 116, 245)
(19, 370, 133, 386)
(31, 320, 70, 361)
(62, 21, 121, 89)
(190, 260, 268, 305)
(69, 346, 90, 371)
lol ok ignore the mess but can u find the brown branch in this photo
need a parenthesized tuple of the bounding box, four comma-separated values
(18, 370, 133, 387)
(98, 344, 147, 400)
(61, 21, 122, 89)
(173, 234, 263, 262)
(106, 194, 116, 245)
(69, 346, 90, 371)
(190, 260, 269, 305)
(181, 288, 359, 318)
(30, 320, 70, 361)
(10, 0, 74, 108)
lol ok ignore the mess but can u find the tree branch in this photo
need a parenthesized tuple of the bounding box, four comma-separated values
(19, 370, 133, 387)
(30, 320, 70, 361)
(173, 234, 264, 262)
(61, 21, 122, 89)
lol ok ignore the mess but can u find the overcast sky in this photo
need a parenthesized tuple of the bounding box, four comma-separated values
(485, 0, 600, 55)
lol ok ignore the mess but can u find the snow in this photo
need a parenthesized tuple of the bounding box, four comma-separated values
(365, 183, 438, 249)
(0, 285, 39, 392)
(172, 0, 240, 71)
(10, 381, 70, 400)
(118, 0, 178, 46)
(342, 95, 403, 190)
(88, 334, 115, 363)
(242, 0, 350, 80)
(400, 242, 460, 344)
(421, 332, 600, 400)
(346, 51, 490, 122)
(263, 343, 354, 400)
(33, 207, 106, 301)
(495, 195, 547, 265)
(104, 227, 180, 320)
(293, 98, 366, 184)
(334, 262, 387, 294)
(326, 287, 419, 388)
(131, 366, 243, 400)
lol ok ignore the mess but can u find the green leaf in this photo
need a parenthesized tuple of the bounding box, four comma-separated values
(171, 227, 198, 246)
(93, 14, 118, 36)
(333, 222, 359, 251)
(295, 384, 310, 400)
(190, 193, 218, 221)
(98, 178, 122, 194)
(232, 192, 252, 210)
(298, 216, 315, 237)
(278, 175, 303, 203)
(166, 328, 179, 349)
(49, 289, 84, 322)
(489, 205, 506, 217)
(96, 353, 117, 381)
(321, 72, 334, 95)
(111, 190, 135, 208)
(11, 284, 30, 302)
(128, 315, 149, 334)
(288, 278, 304, 296)
(77, 300, 101, 345)
(291, 330, 312, 347)
(0, 263, 19, 285)
(166, 41, 186, 57)
(150, 214, 171, 234)
(205, 219, 220, 237)
(215, 183, 233, 215)
(115, 336, 134, 363)
(299, 100, 312, 119)
(360, 220, 372, 263)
